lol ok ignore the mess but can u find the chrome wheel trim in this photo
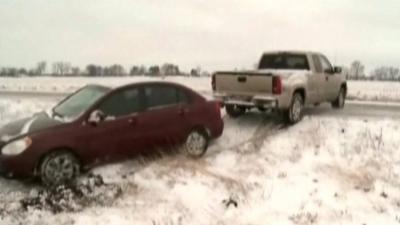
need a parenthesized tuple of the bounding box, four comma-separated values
(185, 131, 207, 156)
(43, 154, 76, 184)
(291, 96, 303, 121)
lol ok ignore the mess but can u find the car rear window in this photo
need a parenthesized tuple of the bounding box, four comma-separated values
(258, 53, 310, 70)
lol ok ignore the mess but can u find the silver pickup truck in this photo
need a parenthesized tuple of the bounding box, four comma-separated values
(212, 51, 347, 123)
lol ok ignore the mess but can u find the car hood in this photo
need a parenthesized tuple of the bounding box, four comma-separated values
(0, 111, 63, 143)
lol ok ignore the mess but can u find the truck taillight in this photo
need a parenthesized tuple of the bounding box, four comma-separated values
(272, 76, 282, 95)
(211, 74, 216, 91)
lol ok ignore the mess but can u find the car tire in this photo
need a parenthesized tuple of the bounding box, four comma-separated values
(331, 87, 346, 109)
(226, 105, 245, 118)
(39, 150, 80, 186)
(184, 129, 209, 158)
(284, 92, 304, 124)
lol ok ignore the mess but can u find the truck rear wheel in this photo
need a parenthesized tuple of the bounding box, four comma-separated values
(284, 92, 304, 124)
(226, 105, 245, 118)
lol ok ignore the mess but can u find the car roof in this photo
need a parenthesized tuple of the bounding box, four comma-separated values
(116, 80, 188, 90)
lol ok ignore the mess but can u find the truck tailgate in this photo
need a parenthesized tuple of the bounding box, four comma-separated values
(215, 72, 273, 95)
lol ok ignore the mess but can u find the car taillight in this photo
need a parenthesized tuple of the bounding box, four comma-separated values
(211, 74, 216, 91)
(272, 76, 282, 95)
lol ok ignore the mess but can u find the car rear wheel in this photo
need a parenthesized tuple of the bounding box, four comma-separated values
(285, 92, 304, 124)
(184, 129, 209, 158)
(226, 105, 245, 118)
(39, 150, 80, 186)
(331, 87, 346, 109)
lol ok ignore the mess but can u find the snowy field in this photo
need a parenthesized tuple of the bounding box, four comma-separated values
(0, 96, 400, 224)
(0, 77, 399, 225)
(1, 76, 400, 102)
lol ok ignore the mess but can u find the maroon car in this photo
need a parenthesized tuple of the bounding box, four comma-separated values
(0, 81, 223, 185)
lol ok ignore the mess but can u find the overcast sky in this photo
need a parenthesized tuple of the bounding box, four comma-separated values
(1, 0, 399, 72)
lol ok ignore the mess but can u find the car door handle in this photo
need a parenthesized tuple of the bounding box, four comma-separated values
(128, 118, 138, 126)
(178, 108, 189, 116)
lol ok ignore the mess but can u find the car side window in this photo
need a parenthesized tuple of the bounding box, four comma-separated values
(98, 88, 142, 117)
(319, 55, 333, 73)
(312, 54, 322, 73)
(145, 85, 186, 110)
(177, 89, 190, 104)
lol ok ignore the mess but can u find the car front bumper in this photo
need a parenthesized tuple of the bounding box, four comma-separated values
(0, 151, 36, 178)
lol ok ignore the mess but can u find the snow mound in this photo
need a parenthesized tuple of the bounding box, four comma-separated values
(0, 173, 122, 223)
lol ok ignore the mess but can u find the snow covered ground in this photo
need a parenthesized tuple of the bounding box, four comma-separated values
(0, 96, 400, 225)
(1, 76, 400, 102)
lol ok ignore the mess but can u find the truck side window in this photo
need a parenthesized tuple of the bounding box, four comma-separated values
(312, 55, 322, 73)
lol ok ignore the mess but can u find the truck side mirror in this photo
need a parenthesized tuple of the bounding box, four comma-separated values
(333, 66, 342, 74)
(324, 68, 335, 74)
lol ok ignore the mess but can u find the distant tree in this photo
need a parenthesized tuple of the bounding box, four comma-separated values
(148, 65, 160, 76)
(110, 64, 125, 76)
(52, 62, 71, 76)
(28, 68, 37, 76)
(71, 67, 80, 76)
(190, 66, 201, 77)
(371, 66, 399, 81)
(349, 61, 365, 80)
(130, 66, 140, 76)
(18, 68, 28, 75)
(129, 65, 147, 76)
(36, 61, 46, 75)
(161, 63, 180, 76)
(86, 64, 103, 76)
(0, 68, 18, 77)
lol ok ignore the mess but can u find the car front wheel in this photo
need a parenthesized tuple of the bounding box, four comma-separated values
(184, 129, 209, 158)
(39, 150, 80, 186)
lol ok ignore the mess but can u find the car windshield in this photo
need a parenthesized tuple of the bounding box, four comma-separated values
(258, 53, 310, 70)
(53, 85, 110, 119)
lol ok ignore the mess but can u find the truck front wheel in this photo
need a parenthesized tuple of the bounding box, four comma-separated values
(226, 105, 246, 118)
(284, 92, 304, 124)
(331, 87, 346, 109)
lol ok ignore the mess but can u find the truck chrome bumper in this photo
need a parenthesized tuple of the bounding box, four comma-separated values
(213, 93, 278, 108)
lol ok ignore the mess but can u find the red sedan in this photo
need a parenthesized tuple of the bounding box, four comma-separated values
(0, 81, 224, 185)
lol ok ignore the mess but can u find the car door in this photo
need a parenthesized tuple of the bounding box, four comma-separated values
(82, 86, 146, 163)
(310, 54, 326, 103)
(318, 54, 338, 101)
(138, 84, 191, 155)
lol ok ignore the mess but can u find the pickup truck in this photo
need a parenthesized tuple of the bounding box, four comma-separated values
(212, 51, 347, 123)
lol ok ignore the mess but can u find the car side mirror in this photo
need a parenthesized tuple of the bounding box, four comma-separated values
(333, 66, 342, 74)
(88, 110, 105, 125)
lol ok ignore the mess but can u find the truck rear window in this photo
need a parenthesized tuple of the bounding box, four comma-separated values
(258, 53, 310, 70)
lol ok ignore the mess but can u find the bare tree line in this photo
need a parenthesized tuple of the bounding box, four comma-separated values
(1, 60, 399, 81)
(344, 60, 400, 81)
(0, 61, 208, 77)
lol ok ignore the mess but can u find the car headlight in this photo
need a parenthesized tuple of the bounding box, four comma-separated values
(1, 137, 32, 155)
